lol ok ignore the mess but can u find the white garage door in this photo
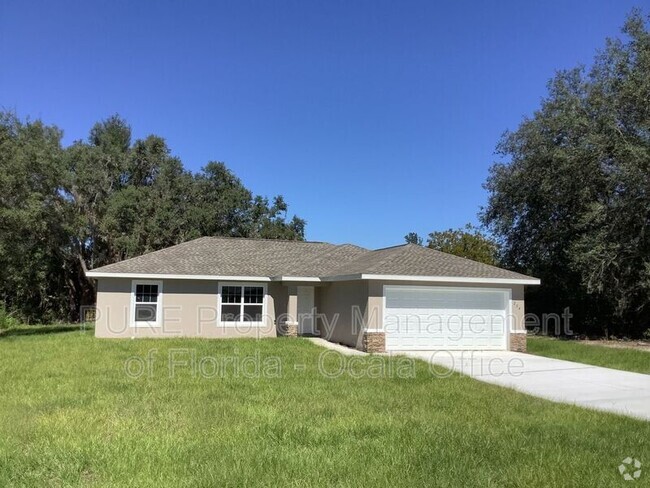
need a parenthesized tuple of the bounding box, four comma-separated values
(384, 286, 509, 351)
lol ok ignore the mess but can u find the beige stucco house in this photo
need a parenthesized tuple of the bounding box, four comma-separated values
(86, 237, 540, 352)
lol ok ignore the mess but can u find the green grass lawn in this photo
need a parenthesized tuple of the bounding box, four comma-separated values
(1, 329, 649, 487)
(528, 336, 650, 375)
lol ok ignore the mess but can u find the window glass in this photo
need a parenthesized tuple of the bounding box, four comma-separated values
(135, 304, 157, 321)
(244, 287, 264, 304)
(220, 305, 241, 322)
(221, 286, 242, 304)
(136, 284, 158, 303)
(242, 305, 263, 322)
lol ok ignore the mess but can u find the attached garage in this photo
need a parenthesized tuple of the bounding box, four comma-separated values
(383, 285, 510, 351)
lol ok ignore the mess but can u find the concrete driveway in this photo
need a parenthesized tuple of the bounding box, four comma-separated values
(404, 351, 650, 421)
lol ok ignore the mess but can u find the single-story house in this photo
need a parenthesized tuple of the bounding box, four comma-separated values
(86, 237, 540, 352)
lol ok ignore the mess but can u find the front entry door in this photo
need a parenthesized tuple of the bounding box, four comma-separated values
(297, 286, 315, 335)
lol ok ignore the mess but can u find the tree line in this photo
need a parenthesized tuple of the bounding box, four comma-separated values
(0, 113, 304, 323)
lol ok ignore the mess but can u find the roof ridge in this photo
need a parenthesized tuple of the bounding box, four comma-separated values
(368, 245, 410, 270)
(325, 243, 370, 256)
(335, 243, 369, 251)
(291, 243, 370, 275)
(203, 236, 331, 245)
(369, 243, 411, 251)
(324, 243, 404, 276)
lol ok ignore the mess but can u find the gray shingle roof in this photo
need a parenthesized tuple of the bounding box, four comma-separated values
(90, 237, 367, 277)
(323, 243, 536, 280)
(88, 237, 537, 281)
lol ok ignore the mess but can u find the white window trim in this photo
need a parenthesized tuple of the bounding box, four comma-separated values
(130, 280, 163, 328)
(217, 282, 267, 327)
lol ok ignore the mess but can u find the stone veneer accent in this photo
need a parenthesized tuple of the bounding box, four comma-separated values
(361, 331, 386, 353)
(510, 332, 527, 352)
(278, 322, 298, 337)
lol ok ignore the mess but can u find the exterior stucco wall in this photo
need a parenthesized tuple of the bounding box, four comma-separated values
(510, 284, 525, 332)
(95, 278, 277, 338)
(316, 281, 368, 348)
(367, 281, 383, 330)
(95, 278, 131, 337)
(94, 276, 528, 350)
(268, 282, 288, 322)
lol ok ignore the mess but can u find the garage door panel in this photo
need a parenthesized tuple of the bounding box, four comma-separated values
(386, 288, 506, 310)
(384, 286, 508, 351)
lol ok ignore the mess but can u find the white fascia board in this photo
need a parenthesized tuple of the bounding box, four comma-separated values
(271, 276, 321, 282)
(320, 274, 364, 282)
(358, 274, 541, 285)
(321, 273, 539, 285)
(86, 272, 540, 286)
(85, 272, 271, 281)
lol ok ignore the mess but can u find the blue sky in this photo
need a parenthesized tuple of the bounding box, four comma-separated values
(0, 0, 642, 248)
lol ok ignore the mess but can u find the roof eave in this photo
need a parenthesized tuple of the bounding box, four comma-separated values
(84, 271, 272, 282)
(359, 274, 540, 285)
(86, 271, 540, 285)
(271, 276, 321, 282)
(322, 273, 540, 285)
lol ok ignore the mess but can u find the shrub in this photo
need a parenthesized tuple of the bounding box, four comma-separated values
(0, 305, 21, 330)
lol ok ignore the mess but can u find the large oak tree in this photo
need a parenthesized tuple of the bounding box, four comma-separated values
(481, 11, 650, 337)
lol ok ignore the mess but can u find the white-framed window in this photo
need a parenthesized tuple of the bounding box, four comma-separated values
(131, 280, 163, 327)
(218, 282, 266, 326)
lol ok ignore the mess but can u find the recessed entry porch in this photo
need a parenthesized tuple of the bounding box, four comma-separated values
(276, 284, 318, 337)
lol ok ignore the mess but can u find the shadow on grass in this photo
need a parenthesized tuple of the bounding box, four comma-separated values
(0, 324, 93, 338)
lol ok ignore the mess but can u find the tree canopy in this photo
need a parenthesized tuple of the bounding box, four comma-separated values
(0, 113, 305, 323)
(404, 232, 423, 246)
(481, 10, 650, 337)
(410, 225, 498, 266)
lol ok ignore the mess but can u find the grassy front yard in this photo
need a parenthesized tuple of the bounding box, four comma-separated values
(528, 336, 650, 375)
(1, 329, 648, 487)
